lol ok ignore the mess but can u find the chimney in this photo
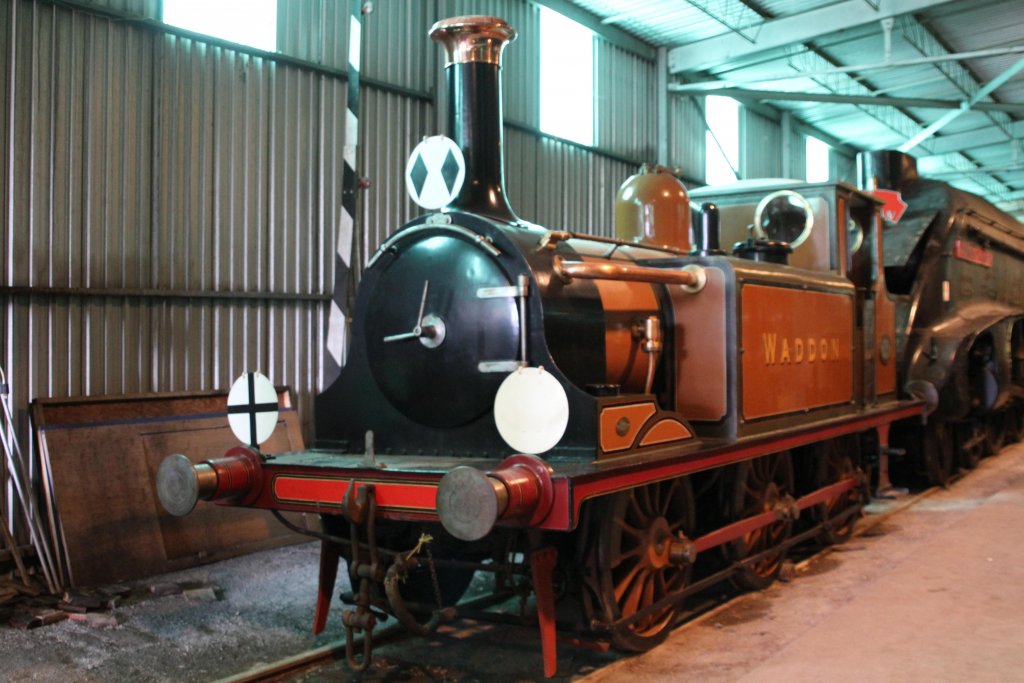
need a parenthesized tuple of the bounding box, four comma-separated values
(691, 202, 724, 256)
(430, 16, 518, 222)
(856, 150, 919, 192)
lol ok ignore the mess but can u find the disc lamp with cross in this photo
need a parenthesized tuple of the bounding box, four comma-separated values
(226, 372, 280, 448)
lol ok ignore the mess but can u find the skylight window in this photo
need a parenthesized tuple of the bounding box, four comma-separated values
(163, 0, 277, 52)
(539, 7, 594, 146)
(806, 135, 830, 182)
(705, 96, 739, 185)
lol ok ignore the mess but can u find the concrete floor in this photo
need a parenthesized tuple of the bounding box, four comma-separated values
(1, 441, 1022, 682)
(586, 439, 1024, 683)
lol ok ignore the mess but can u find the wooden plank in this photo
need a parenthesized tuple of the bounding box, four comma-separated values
(32, 390, 307, 588)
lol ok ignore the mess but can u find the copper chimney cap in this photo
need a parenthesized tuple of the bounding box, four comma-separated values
(429, 16, 517, 66)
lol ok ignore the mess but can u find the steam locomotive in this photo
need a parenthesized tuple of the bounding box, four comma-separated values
(874, 153, 1024, 484)
(154, 15, 1024, 676)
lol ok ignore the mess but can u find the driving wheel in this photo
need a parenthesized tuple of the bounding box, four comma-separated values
(580, 478, 695, 652)
(724, 451, 794, 590)
(812, 437, 862, 545)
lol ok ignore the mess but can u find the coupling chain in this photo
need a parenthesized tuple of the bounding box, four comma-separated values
(342, 574, 376, 671)
(384, 532, 456, 636)
(341, 482, 382, 672)
(426, 543, 443, 610)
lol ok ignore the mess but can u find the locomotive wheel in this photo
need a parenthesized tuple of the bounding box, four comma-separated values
(954, 421, 985, 471)
(582, 478, 695, 652)
(811, 437, 862, 545)
(924, 421, 955, 485)
(985, 411, 1008, 455)
(724, 452, 794, 591)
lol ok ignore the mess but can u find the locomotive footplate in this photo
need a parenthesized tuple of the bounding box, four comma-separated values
(161, 399, 923, 534)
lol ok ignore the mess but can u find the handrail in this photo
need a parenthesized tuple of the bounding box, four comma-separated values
(554, 256, 706, 292)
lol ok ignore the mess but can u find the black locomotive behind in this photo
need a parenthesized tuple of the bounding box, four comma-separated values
(867, 151, 1024, 483)
(154, 15, 1024, 677)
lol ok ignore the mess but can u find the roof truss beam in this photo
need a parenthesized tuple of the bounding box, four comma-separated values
(923, 121, 1024, 156)
(924, 165, 1024, 178)
(668, 0, 959, 73)
(779, 49, 1012, 202)
(898, 57, 1024, 152)
(669, 45, 1024, 92)
(896, 19, 1023, 156)
(669, 86, 1024, 114)
(683, 0, 764, 42)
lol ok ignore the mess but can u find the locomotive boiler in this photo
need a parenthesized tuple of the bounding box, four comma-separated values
(152, 14, 1023, 677)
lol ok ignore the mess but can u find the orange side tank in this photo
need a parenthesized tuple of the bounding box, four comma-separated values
(615, 164, 691, 251)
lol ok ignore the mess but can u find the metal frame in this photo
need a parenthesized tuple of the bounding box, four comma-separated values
(667, 0, 960, 74)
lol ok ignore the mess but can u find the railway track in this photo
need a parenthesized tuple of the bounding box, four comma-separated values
(214, 484, 941, 683)
(214, 641, 348, 683)
(214, 624, 403, 683)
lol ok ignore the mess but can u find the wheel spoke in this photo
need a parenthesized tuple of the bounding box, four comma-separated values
(615, 517, 645, 541)
(618, 567, 649, 615)
(654, 568, 667, 599)
(642, 483, 657, 519)
(665, 567, 686, 592)
(741, 530, 757, 553)
(627, 495, 645, 524)
(635, 485, 649, 519)
(612, 562, 644, 602)
(661, 480, 678, 517)
(639, 574, 657, 625)
(609, 542, 644, 569)
(650, 482, 662, 517)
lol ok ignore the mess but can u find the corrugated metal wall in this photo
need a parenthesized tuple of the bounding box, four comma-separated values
(77, 0, 158, 18)
(362, 0, 433, 90)
(790, 131, 808, 182)
(668, 95, 705, 184)
(596, 40, 655, 161)
(742, 108, 783, 179)
(277, 0, 348, 69)
(357, 87, 432, 268)
(833, 150, 857, 185)
(505, 129, 635, 234)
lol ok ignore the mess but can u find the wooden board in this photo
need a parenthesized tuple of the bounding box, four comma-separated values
(32, 390, 307, 588)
